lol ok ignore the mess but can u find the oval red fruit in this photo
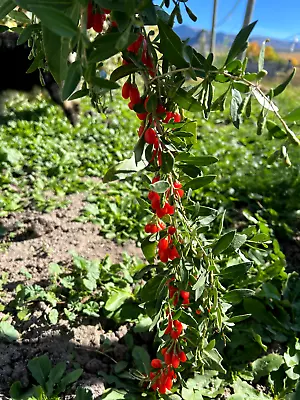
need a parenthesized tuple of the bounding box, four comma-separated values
(178, 350, 187, 363)
(171, 353, 180, 369)
(168, 226, 176, 235)
(151, 359, 162, 369)
(122, 81, 131, 99)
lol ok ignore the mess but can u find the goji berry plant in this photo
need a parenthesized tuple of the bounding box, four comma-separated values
(1, 0, 300, 398)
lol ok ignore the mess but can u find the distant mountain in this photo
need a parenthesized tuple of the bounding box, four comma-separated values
(173, 25, 300, 52)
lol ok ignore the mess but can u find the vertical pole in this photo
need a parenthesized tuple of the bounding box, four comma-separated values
(242, 0, 256, 28)
(240, 0, 256, 60)
(210, 0, 218, 54)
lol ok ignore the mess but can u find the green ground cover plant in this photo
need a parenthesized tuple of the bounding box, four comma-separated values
(1, 0, 300, 399)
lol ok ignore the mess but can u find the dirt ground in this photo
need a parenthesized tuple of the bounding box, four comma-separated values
(0, 195, 143, 398)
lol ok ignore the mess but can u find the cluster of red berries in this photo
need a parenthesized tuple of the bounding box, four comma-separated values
(149, 317, 187, 393)
(168, 283, 190, 306)
(124, 34, 155, 77)
(87, 2, 112, 32)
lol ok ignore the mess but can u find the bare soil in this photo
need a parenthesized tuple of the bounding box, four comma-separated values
(0, 195, 143, 398)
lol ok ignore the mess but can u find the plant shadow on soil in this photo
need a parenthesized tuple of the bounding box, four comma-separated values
(0, 309, 155, 398)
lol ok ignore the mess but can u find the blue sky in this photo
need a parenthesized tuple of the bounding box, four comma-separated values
(176, 0, 299, 40)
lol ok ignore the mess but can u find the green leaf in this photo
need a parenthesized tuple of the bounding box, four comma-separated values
(91, 77, 119, 90)
(28, 355, 52, 386)
(105, 290, 131, 312)
(48, 362, 66, 386)
(225, 21, 257, 65)
(62, 60, 81, 100)
(221, 262, 251, 280)
(103, 153, 147, 182)
(0, 0, 15, 19)
(266, 120, 286, 139)
(150, 180, 169, 193)
(140, 274, 166, 302)
(258, 39, 268, 72)
(132, 345, 151, 375)
(58, 368, 83, 392)
(42, 26, 70, 83)
(176, 155, 218, 166)
(30, 5, 78, 37)
(285, 106, 300, 122)
(141, 236, 156, 263)
(9, 9, 30, 23)
(75, 387, 93, 400)
(272, 67, 296, 97)
(0, 321, 19, 342)
(183, 175, 216, 190)
(89, 32, 137, 63)
(110, 64, 139, 81)
(213, 230, 236, 256)
(69, 88, 89, 100)
(173, 88, 203, 112)
(252, 354, 283, 380)
(231, 88, 242, 129)
(252, 88, 278, 112)
(158, 19, 189, 68)
(249, 233, 270, 243)
(223, 289, 255, 304)
(17, 23, 40, 45)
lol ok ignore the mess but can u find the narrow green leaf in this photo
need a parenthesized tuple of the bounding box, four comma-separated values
(285, 106, 300, 122)
(150, 180, 169, 193)
(105, 290, 131, 312)
(272, 67, 296, 97)
(183, 175, 216, 190)
(42, 26, 70, 83)
(28, 355, 52, 386)
(30, 5, 78, 37)
(141, 236, 156, 263)
(0, 0, 15, 19)
(17, 24, 40, 45)
(173, 88, 203, 112)
(110, 64, 139, 81)
(177, 155, 218, 166)
(258, 39, 268, 72)
(158, 19, 189, 68)
(91, 76, 119, 90)
(225, 21, 257, 65)
(213, 230, 236, 256)
(62, 60, 81, 100)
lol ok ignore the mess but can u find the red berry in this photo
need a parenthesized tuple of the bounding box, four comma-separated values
(170, 330, 180, 339)
(156, 104, 166, 114)
(196, 309, 201, 315)
(169, 246, 180, 260)
(173, 181, 182, 189)
(122, 81, 131, 99)
(173, 112, 181, 123)
(163, 112, 174, 123)
(168, 285, 177, 299)
(174, 320, 183, 331)
(129, 86, 140, 104)
(152, 176, 160, 184)
(168, 226, 176, 235)
(102, 8, 111, 14)
(178, 350, 187, 363)
(164, 202, 175, 215)
(137, 112, 148, 121)
(171, 353, 180, 369)
(176, 188, 184, 198)
(144, 128, 157, 145)
(145, 224, 152, 233)
(156, 207, 167, 218)
(93, 13, 104, 33)
(158, 384, 167, 394)
(161, 347, 167, 356)
(151, 359, 162, 369)
(180, 290, 190, 300)
(159, 248, 169, 263)
(164, 319, 172, 334)
(158, 238, 169, 251)
(164, 351, 173, 365)
(111, 21, 118, 28)
(128, 101, 134, 110)
(165, 376, 173, 390)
